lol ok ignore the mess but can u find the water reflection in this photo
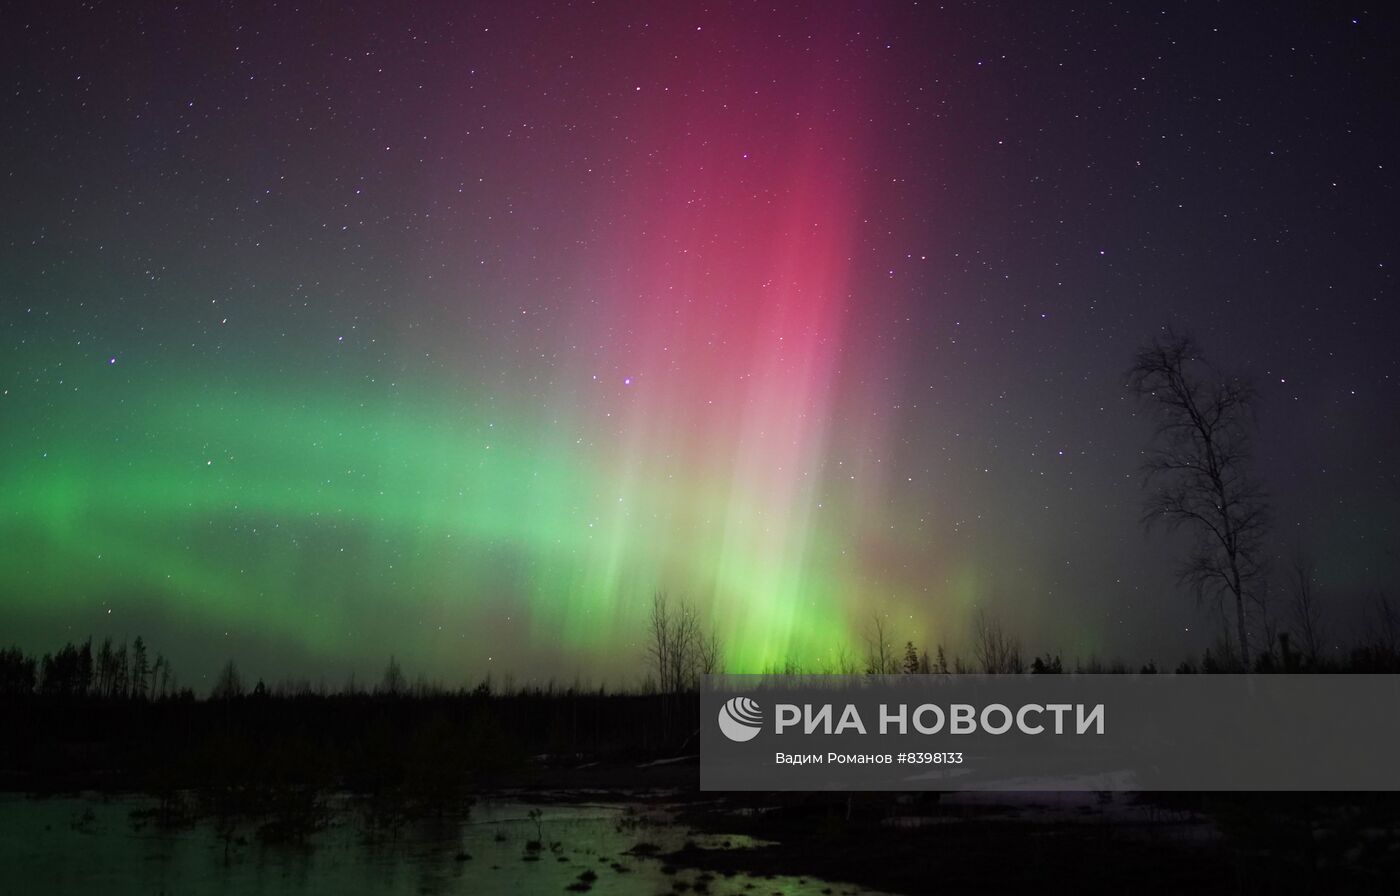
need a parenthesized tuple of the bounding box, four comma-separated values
(0, 794, 880, 895)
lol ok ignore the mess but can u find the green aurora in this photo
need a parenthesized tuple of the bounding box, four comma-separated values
(1, 348, 914, 679)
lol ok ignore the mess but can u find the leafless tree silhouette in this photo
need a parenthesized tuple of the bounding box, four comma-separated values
(1286, 548, 1326, 665)
(379, 656, 406, 696)
(130, 636, 150, 700)
(647, 591, 678, 692)
(1129, 331, 1270, 668)
(646, 591, 717, 692)
(1362, 591, 1399, 657)
(210, 659, 245, 700)
(972, 608, 1023, 673)
(863, 615, 898, 674)
(697, 628, 723, 679)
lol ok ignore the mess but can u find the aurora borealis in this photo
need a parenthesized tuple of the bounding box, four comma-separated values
(3, 2, 1397, 686)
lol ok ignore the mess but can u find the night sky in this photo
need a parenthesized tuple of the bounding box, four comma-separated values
(2, 2, 1396, 687)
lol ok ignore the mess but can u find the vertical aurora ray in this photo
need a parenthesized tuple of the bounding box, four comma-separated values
(528, 16, 892, 668)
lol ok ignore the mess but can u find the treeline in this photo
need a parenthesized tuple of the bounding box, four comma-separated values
(4, 594, 1400, 713)
(0, 636, 184, 700)
(0, 668, 691, 794)
(0, 638, 634, 703)
(2, 610, 1399, 795)
(845, 596, 1400, 678)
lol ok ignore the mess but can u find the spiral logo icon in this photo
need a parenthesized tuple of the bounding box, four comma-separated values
(717, 696, 764, 742)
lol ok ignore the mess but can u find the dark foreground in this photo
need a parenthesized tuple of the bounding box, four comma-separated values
(4, 694, 1400, 894)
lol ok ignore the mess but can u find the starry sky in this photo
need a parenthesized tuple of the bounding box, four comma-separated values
(2, 1, 1397, 687)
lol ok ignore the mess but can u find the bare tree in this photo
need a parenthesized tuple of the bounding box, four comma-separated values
(210, 659, 245, 700)
(1129, 331, 1270, 668)
(1286, 549, 1326, 665)
(111, 642, 129, 698)
(1250, 575, 1281, 666)
(154, 653, 174, 699)
(646, 591, 706, 693)
(972, 608, 1023, 673)
(674, 600, 701, 690)
(96, 638, 115, 697)
(863, 615, 897, 674)
(646, 591, 672, 693)
(1362, 591, 1399, 657)
(831, 644, 861, 675)
(696, 628, 723, 679)
(379, 655, 406, 696)
(130, 636, 150, 700)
